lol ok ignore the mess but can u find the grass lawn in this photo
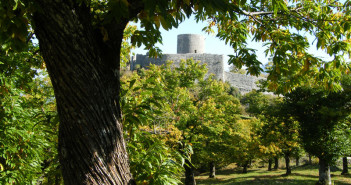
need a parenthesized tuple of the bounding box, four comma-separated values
(195, 164, 351, 185)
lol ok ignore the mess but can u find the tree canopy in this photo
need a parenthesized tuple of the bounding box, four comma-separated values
(284, 85, 351, 184)
(1, 0, 351, 89)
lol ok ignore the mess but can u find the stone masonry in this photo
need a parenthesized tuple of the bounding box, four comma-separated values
(132, 53, 225, 80)
(130, 34, 265, 94)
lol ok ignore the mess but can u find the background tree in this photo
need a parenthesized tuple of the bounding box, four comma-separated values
(285, 87, 351, 185)
(121, 59, 245, 183)
(340, 75, 351, 175)
(121, 59, 207, 184)
(211, 0, 351, 92)
(120, 69, 185, 185)
(241, 90, 274, 117)
(191, 76, 242, 178)
(260, 99, 302, 175)
(231, 118, 262, 173)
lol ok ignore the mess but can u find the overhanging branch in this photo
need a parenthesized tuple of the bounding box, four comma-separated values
(242, 7, 303, 17)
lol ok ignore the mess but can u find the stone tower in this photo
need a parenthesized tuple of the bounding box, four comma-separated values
(177, 34, 205, 54)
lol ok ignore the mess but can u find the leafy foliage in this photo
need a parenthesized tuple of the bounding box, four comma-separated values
(260, 97, 302, 156)
(120, 24, 137, 69)
(284, 86, 351, 164)
(121, 59, 247, 182)
(229, 118, 263, 169)
(120, 59, 207, 184)
(259, 98, 303, 174)
(0, 43, 61, 184)
(127, 132, 184, 185)
(240, 90, 274, 117)
(3, 0, 350, 91)
(191, 76, 243, 169)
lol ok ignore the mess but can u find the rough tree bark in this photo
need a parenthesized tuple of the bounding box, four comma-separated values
(268, 158, 272, 171)
(341, 157, 349, 175)
(209, 161, 215, 178)
(274, 157, 279, 170)
(317, 158, 331, 185)
(32, 1, 141, 184)
(285, 154, 291, 175)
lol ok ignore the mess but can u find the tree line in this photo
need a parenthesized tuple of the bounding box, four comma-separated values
(2, 55, 351, 185)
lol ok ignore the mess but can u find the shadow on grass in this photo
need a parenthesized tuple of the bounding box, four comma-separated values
(290, 172, 318, 179)
(340, 173, 351, 178)
(213, 168, 262, 176)
(196, 178, 317, 185)
(196, 165, 351, 185)
(197, 171, 303, 185)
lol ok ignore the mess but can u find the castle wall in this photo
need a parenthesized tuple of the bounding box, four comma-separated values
(133, 53, 225, 81)
(131, 34, 268, 94)
(224, 72, 265, 94)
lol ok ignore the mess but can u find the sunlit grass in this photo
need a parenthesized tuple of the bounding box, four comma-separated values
(195, 164, 351, 185)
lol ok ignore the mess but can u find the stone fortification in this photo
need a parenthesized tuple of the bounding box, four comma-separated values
(131, 34, 265, 94)
(132, 53, 224, 80)
(224, 72, 265, 94)
(177, 34, 205, 54)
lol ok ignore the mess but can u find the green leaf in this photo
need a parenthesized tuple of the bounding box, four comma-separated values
(129, 79, 136, 89)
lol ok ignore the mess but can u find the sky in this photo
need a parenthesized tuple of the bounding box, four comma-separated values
(131, 17, 269, 72)
(131, 16, 333, 72)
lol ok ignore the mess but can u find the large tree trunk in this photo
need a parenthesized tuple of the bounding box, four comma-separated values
(268, 158, 273, 171)
(285, 154, 291, 175)
(274, 157, 279, 170)
(317, 158, 331, 185)
(209, 161, 215, 178)
(185, 159, 196, 185)
(33, 1, 135, 184)
(341, 157, 349, 175)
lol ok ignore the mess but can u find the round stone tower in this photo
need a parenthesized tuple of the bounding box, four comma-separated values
(177, 34, 205, 54)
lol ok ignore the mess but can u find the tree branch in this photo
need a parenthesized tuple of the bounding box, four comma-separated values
(242, 7, 303, 17)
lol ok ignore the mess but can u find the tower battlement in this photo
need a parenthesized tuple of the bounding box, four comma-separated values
(177, 34, 205, 54)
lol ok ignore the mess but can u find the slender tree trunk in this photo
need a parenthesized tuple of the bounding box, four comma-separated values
(268, 158, 273, 171)
(296, 156, 300, 167)
(209, 161, 215, 178)
(309, 154, 312, 165)
(285, 154, 291, 175)
(317, 158, 331, 185)
(242, 161, 249, 173)
(33, 1, 137, 184)
(274, 157, 279, 170)
(185, 159, 196, 185)
(342, 157, 349, 175)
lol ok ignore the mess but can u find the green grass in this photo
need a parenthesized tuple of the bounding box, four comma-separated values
(195, 165, 351, 185)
